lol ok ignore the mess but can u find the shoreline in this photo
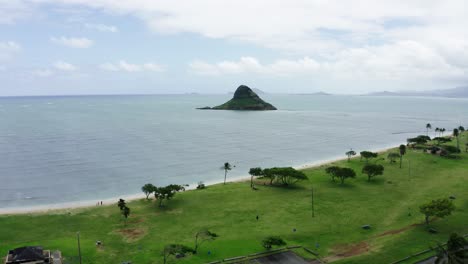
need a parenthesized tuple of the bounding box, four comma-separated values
(0, 143, 402, 216)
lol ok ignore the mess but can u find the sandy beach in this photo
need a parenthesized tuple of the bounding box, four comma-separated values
(0, 143, 402, 215)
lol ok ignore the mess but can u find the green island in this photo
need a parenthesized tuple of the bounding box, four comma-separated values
(1, 130, 467, 264)
(197, 85, 277, 110)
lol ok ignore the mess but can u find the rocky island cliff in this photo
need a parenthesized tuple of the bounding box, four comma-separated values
(198, 85, 277, 110)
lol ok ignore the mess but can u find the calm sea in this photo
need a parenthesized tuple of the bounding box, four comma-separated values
(0, 94, 467, 210)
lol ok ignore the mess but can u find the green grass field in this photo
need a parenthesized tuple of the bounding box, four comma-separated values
(1, 133, 467, 264)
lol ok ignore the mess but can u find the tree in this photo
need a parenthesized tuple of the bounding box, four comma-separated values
(154, 184, 185, 207)
(419, 198, 455, 225)
(122, 206, 130, 225)
(223, 162, 232, 185)
(141, 183, 156, 200)
(117, 198, 126, 211)
(262, 168, 276, 185)
(163, 244, 194, 264)
(458, 126, 465, 132)
(434, 233, 468, 264)
(325, 166, 356, 184)
(262, 167, 307, 186)
(362, 164, 384, 181)
(435, 127, 440, 137)
(249, 167, 263, 189)
(426, 123, 432, 136)
(387, 152, 400, 163)
(345, 149, 356, 162)
(360, 151, 378, 163)
(325, 166, 340, 182)
(441, 128, 446, 136)
(399, 144, 406, 168)
(336, 167, 356, 184)
(407, 135, 431, 145)
(453, 128, 460, 151)
(262, 236, 286, 250)
(194, 230, 218, 254)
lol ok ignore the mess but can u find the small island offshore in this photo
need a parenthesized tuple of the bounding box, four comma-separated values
(198, 85, 277, 110)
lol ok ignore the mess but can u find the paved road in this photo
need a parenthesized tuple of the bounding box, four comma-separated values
(247, 251, 310, 264)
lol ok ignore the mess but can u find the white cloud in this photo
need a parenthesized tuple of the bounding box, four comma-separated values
(31, 0, 468, 86)
(53, 61, 78, 71)
(33, 1, 468, 49)
(0, 0, 34, 24)
(142, 63, 165, 72)
(99, 62, 119, 71)
(190, 56, 321, 76)
(118, 60, 141, 72)
(0, 41, 21, 60)
(50, 36, 93, 48)
(99, 60, 165, 72)
(32, 69, 54, 77)
(85, 23, 118, 32)
(189, 45, 467, 82)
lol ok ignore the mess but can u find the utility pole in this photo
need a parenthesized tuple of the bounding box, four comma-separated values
(311, 187, 315, 218)
(77, 232, 82, 264)
(408, 160, 411, 181)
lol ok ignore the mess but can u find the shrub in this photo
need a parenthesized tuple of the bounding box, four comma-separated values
(262, 236, 286, 249)
(196, 181, 206, 190)
(442, 145, 461, 154)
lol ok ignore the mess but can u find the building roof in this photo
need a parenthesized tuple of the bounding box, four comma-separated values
(7, 246, 45, 262)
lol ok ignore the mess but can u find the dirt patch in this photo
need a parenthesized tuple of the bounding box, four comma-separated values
(114, 227, 147, 242)
(376, 222, 425, 238)
(126, 217, 145, 224)
(325, 242, 370, 262)
(334, 242, 369, 257)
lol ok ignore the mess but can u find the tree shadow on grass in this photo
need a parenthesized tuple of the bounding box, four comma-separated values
(259, 183, 309, 192)
(322, 181, 357, 189)
(361, 177, 386, 185)
(153, 198, 185, 212)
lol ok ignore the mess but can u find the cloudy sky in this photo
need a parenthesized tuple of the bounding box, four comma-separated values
(0, 0, 467, 96)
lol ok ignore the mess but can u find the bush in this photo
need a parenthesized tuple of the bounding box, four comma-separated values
(427, 146, 440, 154)
(262, 236, 286, 249)
(442, 145, 461, 154)
(196, 181, 206, 190)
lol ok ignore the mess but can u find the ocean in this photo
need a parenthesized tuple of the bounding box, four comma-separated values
(0, 94, 466, 211)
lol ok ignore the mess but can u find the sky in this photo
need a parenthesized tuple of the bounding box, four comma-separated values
(0, 0, 467, 96)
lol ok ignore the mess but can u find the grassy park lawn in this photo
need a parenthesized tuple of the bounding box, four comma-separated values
(1, 133, 467, 264)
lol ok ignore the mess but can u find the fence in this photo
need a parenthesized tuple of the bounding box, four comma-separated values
(389, 233, 468, 264)
(205, 245, 322, 264)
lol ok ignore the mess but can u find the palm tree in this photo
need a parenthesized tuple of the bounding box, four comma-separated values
(223, 162, 232, 185)
(441, 128, 446, 136)
(399, 144, 406, 169)
(435, 127, 440, 137)
(453, 128, 460, 151)
(426, 123, 432, 136)
(345, 149, 356, 162)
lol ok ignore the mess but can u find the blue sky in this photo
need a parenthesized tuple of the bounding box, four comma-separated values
(0, 0, 467, 96)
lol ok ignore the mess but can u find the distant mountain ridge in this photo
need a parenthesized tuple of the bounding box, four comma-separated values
(365, 86, 468, 98)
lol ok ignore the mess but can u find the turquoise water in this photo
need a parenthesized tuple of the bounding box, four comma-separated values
(0, 94, 467, 209)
